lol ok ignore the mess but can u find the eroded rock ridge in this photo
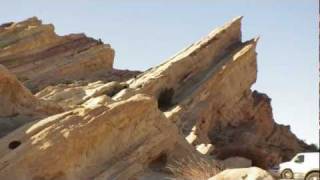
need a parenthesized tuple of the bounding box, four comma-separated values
(0, 17, 315, 180)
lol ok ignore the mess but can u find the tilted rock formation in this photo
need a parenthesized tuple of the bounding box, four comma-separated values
(0, 94, 194, 180)
(0, 65, 61, 117)
(0, 17, 138, 93)
(0, 17, 315, 179)
(0, 65, 62, 137)
(114, 17, 314, 168)
(35, 81, 128, 110)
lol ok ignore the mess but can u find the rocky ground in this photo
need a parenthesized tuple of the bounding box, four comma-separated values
(0, 16, 316, 180)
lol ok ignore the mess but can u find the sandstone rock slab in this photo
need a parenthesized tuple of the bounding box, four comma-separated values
(209, 167, 274, 180)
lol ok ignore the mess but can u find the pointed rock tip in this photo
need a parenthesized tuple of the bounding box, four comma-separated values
(254, 36, 260, 43)
(26, 16, 41, 21)
(232, 16, 243, 23)
(208, 16, 243, 36)
(23, 16, 42, 24)
(246, 37, 259, 48)
(218, 16, 242, 30)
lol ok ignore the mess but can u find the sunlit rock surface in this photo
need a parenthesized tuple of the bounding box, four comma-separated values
(0, 17, 315, 180)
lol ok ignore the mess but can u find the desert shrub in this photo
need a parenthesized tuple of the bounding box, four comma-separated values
(166, 154, 223, 180)
(307, 143, 320, 152)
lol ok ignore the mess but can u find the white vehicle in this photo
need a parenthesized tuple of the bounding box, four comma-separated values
(278, 152, 319, 179)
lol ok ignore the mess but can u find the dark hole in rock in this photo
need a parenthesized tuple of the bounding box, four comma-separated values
(8, 140, 21, 150)
(148, 153, 168, 171)
(158, 88, 174, 111)
(106, 84, 129, 97)
(107, 89, 120, 97)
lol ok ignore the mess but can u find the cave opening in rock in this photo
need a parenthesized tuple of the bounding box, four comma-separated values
(106, 84, 129, 97)
(8, 140, 21, 150)
(148, 153, 168, 171)
(158, 88, 175, 111)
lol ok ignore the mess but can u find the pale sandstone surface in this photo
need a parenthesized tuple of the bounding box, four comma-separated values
(114, 17, 312, 168)
(209, 167, 274, 180)
(35, 81, 127, 109)
(0, 17, 316, 180)
(0, 94, 195, 180)
(0, 65, 60, 117)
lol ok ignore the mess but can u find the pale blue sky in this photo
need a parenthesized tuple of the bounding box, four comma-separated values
(1, 0, 319, 145)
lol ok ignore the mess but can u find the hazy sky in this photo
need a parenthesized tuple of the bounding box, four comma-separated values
(1, 0, 319, 145)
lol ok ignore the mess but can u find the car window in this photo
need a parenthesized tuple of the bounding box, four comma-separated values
(294, 155, 304, 163)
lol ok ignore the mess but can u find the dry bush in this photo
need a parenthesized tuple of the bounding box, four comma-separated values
(166, 154, 223, 180)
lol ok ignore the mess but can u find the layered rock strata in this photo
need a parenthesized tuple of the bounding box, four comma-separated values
(0, 17, 118, 92)
(0, 16, 315, 179)
(0, 94, 199, 179)
(114, 17, 313, 168)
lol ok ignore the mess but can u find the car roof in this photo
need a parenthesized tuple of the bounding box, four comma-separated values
(297, 152, 319, 156)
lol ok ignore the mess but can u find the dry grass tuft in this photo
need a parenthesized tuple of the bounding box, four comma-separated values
(166, 154, 223, 180)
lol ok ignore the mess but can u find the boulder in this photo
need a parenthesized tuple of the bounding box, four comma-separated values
(223, 157, 252, 169)
(209, 167, 274, 180)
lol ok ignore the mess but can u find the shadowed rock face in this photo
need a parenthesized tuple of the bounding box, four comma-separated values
(0, 17, 315, 179)
(0, 65, 63, 137)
